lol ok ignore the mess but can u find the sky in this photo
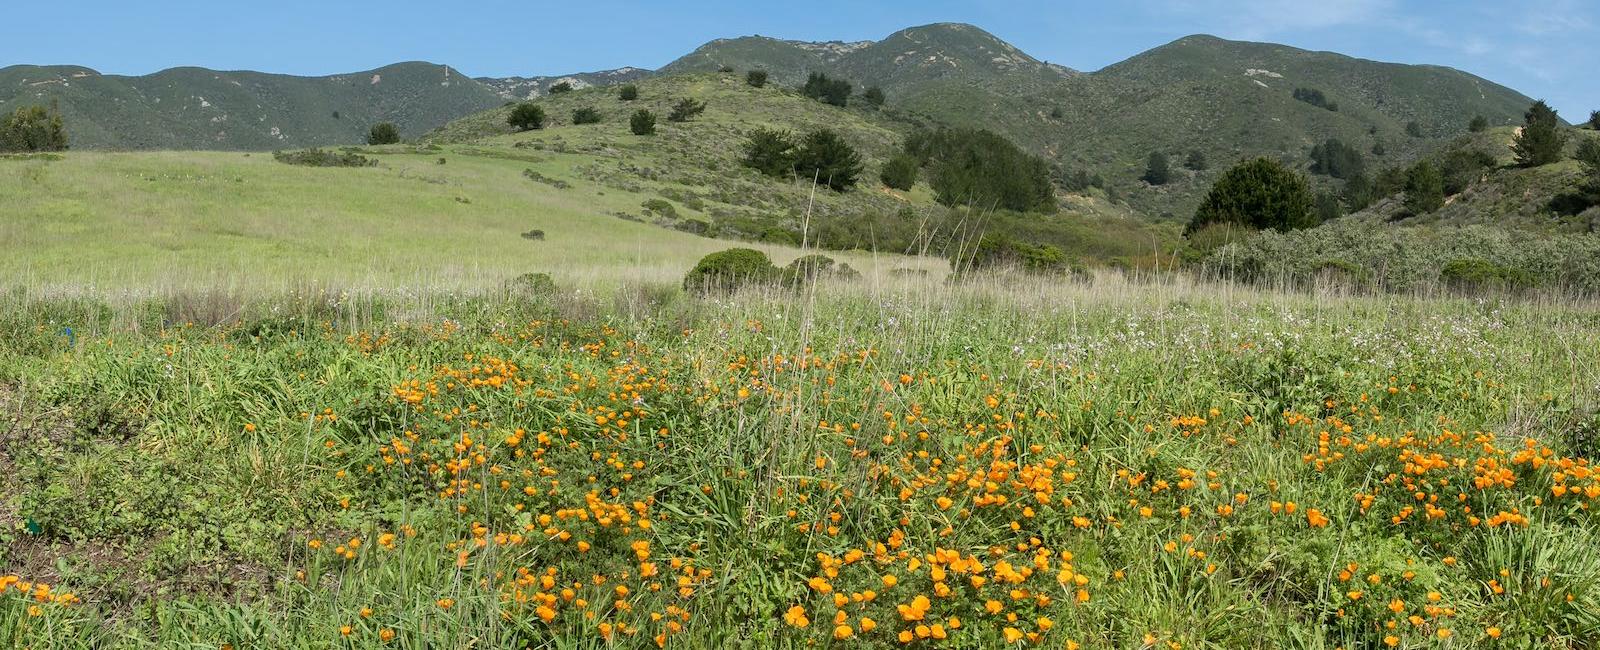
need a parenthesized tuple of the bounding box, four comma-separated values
(3, 0, 1595, 118)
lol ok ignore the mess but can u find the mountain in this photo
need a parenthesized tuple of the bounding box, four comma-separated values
(476, 67, 653, 100)
(661, 23, 1074, 95)
(659, 26, 1537, 221)
(0, 62, 504, 150)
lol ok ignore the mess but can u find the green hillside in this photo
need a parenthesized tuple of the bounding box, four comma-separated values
(476, 67, 653, 100)
(0, 62, 504, 150)
(426, 72, 1167, 262)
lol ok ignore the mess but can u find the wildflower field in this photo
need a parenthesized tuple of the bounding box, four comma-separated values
(3, 276, 1600, 648)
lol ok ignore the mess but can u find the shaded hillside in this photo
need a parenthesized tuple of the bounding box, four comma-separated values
(0, 62, 504, 150)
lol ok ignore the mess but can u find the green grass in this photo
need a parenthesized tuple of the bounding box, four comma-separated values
(3, 276, 1600, 648)
(0, 146, 943, 293)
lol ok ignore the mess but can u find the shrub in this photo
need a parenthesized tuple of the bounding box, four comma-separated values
(0, 104, 68, 152)
(572, 107, 602, 125)
(1186, 157, 1315, 235)
(548, 81, 573, 94)
(1343, 172, 1376, 212)
(1439, 258, 1532, 291)
(366, 122, 400, 145)
(1406, 121, 1424, 138)
(1308, 138, 1365, 179)
(862, 86, 886, 109)
(1403, 161, 1444, 215)
(520, 229, 545, 241)
(717, 65, 735, 74)
(782, 254, 859, 286)
(1142, 152, 1171, 185)
(667, 98, 706, 123)
(802, 72, 851, 107)
(683, 248, 777, 293)
(509, 272, 557, 296)
(1292, 87, 1337, 111)
(641, 198, 678, 219)
(1438, 147, 1496, 195)
(630, 110, 656, 135)
(1184, 150, 1208, 171)
(1513, 100, 1566, 167)
(508, 103, 545, 131)
(792, 129, 863, 191)
(746, 70, 768, 88)
(907, 128, 1054, 212)
(1050, 107, 1064, 119)
(1315, 190, 1343, 222)
(618, 85, 639, 101)
(1469, 115, 1489, 132)
(958, 234, 1074, 274)
(272, 149, 376, 167)
(741, 128, 797, 178)
(880, 153, 919, 190)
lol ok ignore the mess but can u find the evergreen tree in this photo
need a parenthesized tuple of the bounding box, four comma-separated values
(0, 104, 68, 152)
(1403, 161, 1444, 215)
(507, 103, 545, 131)
(1575, 138, 1600, 199)
(1469, 115, 1489, 132)
(1512, 100, 1566, 167)
(548, 81, 573, 94)
(666, 98, 706, 123)
(746, 70, 768, 88)
(1315, 190, 1343, 223)
(802, 73, 851, 107)
(1308, 138, 1365, 179)
(1186, 158, 1315, 235)
(1184, 150, 1208, 171)
(571, 107, 602, 125)
(880, 153, 919, 190)
(862, 86, 886, 109)
(908, 128, 1055, 212)
(1343, 172, 1375, 212)
(618, 85, 638, 101)
(792, 129, 863, 191)
(741, 128, 797, 177)
(629, 109, 656, 135)
(1142, 152, 1171, 185)
(366, 122, 400, 145)
(1590, 110, 1600, 130)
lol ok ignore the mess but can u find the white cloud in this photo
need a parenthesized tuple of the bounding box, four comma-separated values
(1513, 0, 1593, 35)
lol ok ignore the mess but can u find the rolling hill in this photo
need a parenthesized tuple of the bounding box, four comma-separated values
(0, 62, 505, 150)
(476, 67, 653, 100)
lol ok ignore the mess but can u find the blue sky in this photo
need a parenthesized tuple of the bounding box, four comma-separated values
(4, 1, 1595, 118)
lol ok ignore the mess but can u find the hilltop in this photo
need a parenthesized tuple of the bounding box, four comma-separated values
(0, 62, 504, 150)
(476, 67, 653, 100)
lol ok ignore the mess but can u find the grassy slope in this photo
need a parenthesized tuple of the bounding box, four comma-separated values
(0, 147, 941, 293)
(428, 72, 1172, 265)
(0, 62, 504, 150)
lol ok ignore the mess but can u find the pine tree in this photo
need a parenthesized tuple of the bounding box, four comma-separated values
(507, 103, 545, 131)
(548, 81, 573, 94)
(1513, 100, 1567, 167)
(792, 129, 863, 191)
(366, 122, 400, 145)
(741, 128, 796, 177)
(1404, 161, 1444, 215)
(880, 153, 919, 190)
(1590, 110, 1600, 130)
(1187, 158, 1315, 235)
(666, 98, 706, 123)
(1142, 152, 1171, 185)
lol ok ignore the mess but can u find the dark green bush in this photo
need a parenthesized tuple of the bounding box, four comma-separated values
(1186, 158, 1315, 235)
(1404, 161, 1444, 215)
(1142, 152, 1171, 185)
(792, 129, 863, 191)
(683, 248, 778, 293)
(1439, 258, 1533, 291)
(1513, 100, 1566, 167)
(746, 71, 768, 88)
(667, 98, 706, 123)
(366, 122, 400, 145)
(508, 103, 545, 131)
(630, 110, 656, 135)
(572, 107, 602, 125)
(880, 153, 919, 190)
(862, 87, 885, 109)
(548, 81, 573, 94)
(959, 234, 1073, 274)
(741, 129, 797, 177)
(782, 254, 859, 286)
(1184, 150, 1208, 171)
(0, 104, 68, 152)
(1309, 139, 1365, 179)
(273, 149, 376, 167)
(1469, 115, 1489, 132)
(1292, 87, 1337, 111)
(802, 73, 851, 107)
(618, 85, 639, 101)
(907, 128, 1054, 212)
